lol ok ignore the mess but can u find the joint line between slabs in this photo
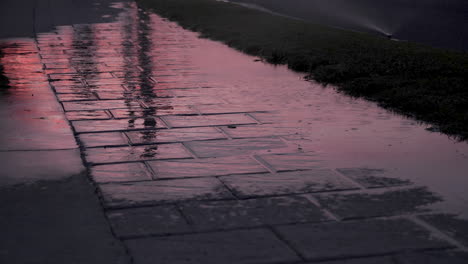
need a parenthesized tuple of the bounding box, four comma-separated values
(251, 154, 277, 174)
(407, 215, 468, 251)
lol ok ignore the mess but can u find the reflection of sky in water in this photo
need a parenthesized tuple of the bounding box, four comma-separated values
(1, 1, 468, 220)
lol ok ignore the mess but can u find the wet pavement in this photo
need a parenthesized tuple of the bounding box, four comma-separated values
(1, 1, 468, 263)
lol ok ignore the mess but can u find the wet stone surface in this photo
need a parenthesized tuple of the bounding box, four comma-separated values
(180, 196, 329, 230)
(99, 177, 234, 208)
(107, 205, 190, 238)
(147, 156, 267, 179)
(125, 229, 300, 264)
(314, 187, 442, 220)
(3, 1, 467, 263)
(220, 170, 359, 198)
(276, 218, 452, 261)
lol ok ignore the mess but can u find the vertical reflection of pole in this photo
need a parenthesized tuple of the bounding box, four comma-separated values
(136, 5, 158, 145)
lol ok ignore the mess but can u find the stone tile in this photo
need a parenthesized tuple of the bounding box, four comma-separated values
(276, 219, 451, 261)
(220, 124, 292, 138)
(250, 112, 281, 123)
(186, 138, 288, 158)
(56, 93, 98, 102)
(180, 196, 329, 230)
(73, 118, 166, 133)
(397, 251, 468, 264)
(110, 105, 197, 118)
(125, 228, 300, 264)
(79, 132, 128, 147)
(99, 177, 233, 208)
(65, 110, 110, 121)
(314, 187, 442, 220)
(162, 114, 257, 128)
(258, 153, 320, 172)
(315, 256, 397, 264)
(126, 127, 226, 145)
(96, 91, 132, 100)
(195, 104, 271, 114)
(91, 163, 153, 183)
(336, 168, 411, 188)
(220, 170, 358, 198)
(63, 100, 140, 111)
(420, 214, 468, 246)
(107, 205, 190, 238)
(147, 156, 267, 179)
(85, 144, 192, 164)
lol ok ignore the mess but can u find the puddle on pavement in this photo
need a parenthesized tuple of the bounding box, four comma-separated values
(0, 1, 467, 220)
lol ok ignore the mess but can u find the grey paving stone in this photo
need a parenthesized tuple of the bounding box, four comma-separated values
(91, 163, 153, 183)
(314, 187, 442, 220)
(147, 156, 267, 179)
(162, 113, 257, 128)
(125, 228, 300, 264)
(195, 104, 271, 115)
(107, 205, 190, 238)
(311, 256, 397, 264)
(73, 118, 166, 133)
(258, 153, 321, 172)
(186, 138, 288, 158)
(110, 105, 197, 118)
(336, 168, 411, 188)
(220, 170, 358, 198)
(180, 196, 329, 230)
(63, 100, 140, 111)
(95, 91, 133, 100)
(99, 177, 234, 208)
(397, 251, 468, 264)
(79, 132, 128, 147)
(56, 93, 98, 101)
(65, 110, 110, 121)
(84, 144, 192, 164)
(220, 124, 292, 139)
(275, 218, 452, 261)
(126, 127, 226, 145)
(420, 214, 468, 246)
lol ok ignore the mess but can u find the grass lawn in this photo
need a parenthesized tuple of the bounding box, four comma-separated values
(137, 0, 468, 139)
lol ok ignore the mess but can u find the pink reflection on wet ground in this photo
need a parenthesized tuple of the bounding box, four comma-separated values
(2, 1, 468, 222)
(0, 39, 77, 151)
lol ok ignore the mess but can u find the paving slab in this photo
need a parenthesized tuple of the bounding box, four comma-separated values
(79, 132, 129, 147)
(110, 105, 197, 117)
(314, 187, 442, 220)
(396, 251, 468, 264)
(84, 144, 192, 164)
(220, 170, 358, 198)
(220, 124, 293, 138)
(180, 195, 329, 230)
(162, 113, 257, 128)
(63, 100, 140, 111)
(125, 228, 300, 264)
(65, 110, 111, 121)
(126, 127, 226, 144)
(99, 177, 234, 208)
(420, 214, 468, 246)
(336, 168, 412, 188)
(185, 137, 288, 158)
(147, 156, 267, 179)
(73, 118, 166, 133)
(313, 256, 397, 264)
(90, 162, 153, 183)
(275, 218, 452, 261)
(258, 153, 321, 172)
(107, 205, 190, 238)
